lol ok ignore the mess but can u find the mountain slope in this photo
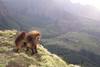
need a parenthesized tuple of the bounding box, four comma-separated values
(0, 0, 20, 30)
(1, 0, 100, 67)
(44, 32, 100, 67)
(0, 0, 29, 30)
(67, 3, 100, 21)
(0, 30, 80, 67)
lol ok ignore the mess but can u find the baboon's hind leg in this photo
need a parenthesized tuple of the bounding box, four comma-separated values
(31, 48, 35, 55)
(34, 45, 38, 53)
(15, 42, 22, 53)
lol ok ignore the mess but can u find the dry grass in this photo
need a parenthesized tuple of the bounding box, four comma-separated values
(0, 30, 80, 67)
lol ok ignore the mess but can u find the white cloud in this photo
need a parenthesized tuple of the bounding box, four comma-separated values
(70, 0, 100, 10)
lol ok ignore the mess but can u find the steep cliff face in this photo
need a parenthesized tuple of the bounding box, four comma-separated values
(0, 30, 80, 67)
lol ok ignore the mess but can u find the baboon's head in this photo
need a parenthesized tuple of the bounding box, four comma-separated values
(28, 30, 41, 43)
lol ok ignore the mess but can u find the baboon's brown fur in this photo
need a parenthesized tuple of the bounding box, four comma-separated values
(15, 30, 41, 55)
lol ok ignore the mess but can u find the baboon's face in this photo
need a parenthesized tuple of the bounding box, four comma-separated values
(28, 31, 41, 44)
(32, 34, 40, 44)
(36, 36, 40, 42)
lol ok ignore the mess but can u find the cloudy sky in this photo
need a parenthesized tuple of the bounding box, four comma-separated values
(70, 0, 100, 10)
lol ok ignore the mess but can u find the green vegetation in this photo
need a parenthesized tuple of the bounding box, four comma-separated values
(1, 0, 100, 67)
(43, 32, 100, 67)
(0, 30, 80, 67)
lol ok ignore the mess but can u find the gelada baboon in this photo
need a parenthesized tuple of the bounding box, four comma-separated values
(15, 30, 41, 55)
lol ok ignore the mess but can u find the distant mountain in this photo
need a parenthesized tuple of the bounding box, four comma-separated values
(62, 1, 100, 21)
(0, 0, 20, 30)
(1, 0, 100, 67)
